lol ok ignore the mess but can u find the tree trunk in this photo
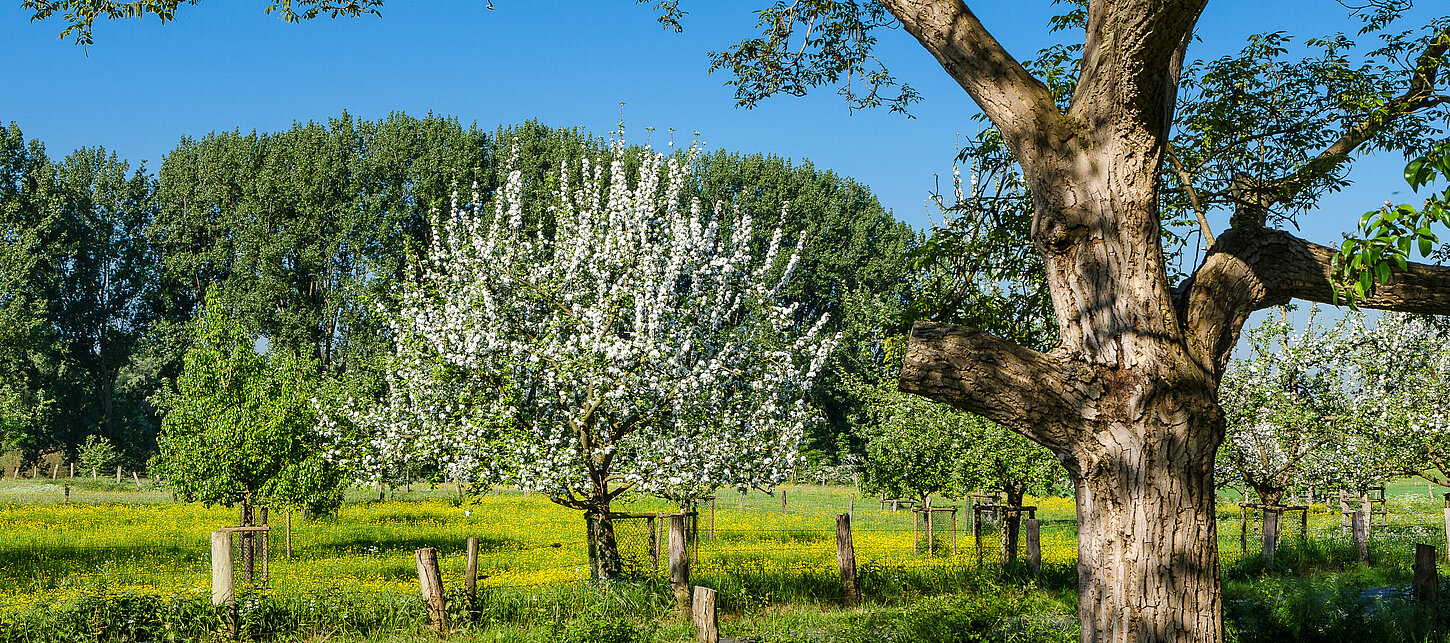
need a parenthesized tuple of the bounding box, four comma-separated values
(586, 509, 623, 580)
(1001, 484, 1025, 566)
(1074, 414, 1223, 642)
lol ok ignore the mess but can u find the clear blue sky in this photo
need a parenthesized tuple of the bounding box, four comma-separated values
(0, 0, 1439, 245)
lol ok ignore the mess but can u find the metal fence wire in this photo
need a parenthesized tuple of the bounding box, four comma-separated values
(609, 512, 699, 579)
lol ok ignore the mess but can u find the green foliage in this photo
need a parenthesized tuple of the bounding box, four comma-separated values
(851, 359, 1063, 505)
(154, 293, 344, 513)
(708, 2, 920, 113)
(24, 0, 385, 45)
(75, 434, 118, 472)
(556, 616, 648, 643)
(1335, 147, 1450, 306)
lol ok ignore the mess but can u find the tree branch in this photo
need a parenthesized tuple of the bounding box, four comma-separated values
(878, 0, 1064, 158)
(1258, 27, 1450, 205)
(899, 321, 1101, 453)
(1178, 225, 1450, 375)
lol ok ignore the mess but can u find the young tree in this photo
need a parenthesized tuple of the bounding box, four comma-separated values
(1350, 311, 1450, 488)
(359, 138, 837, 579)
(155, 296, 346, 520)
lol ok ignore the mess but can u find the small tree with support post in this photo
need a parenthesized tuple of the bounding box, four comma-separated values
(156, 294, 349, 580)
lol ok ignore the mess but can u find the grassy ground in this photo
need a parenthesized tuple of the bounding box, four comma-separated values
(5, 476, 1450, 641)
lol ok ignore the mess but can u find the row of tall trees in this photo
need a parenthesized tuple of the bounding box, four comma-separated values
(0, 115, 918, 474)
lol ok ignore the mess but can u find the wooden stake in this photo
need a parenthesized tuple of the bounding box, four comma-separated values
(50, 463, 57, 479)
(647, 516, 659, 573)
(286, 510, 293, 558)
(466, 537, 479, 601)
(692, 586, 719, 643)
(1442, 494, 1450, 563)
(258, 506, 269, 583)
(781, 490, 787, 514)
(115, 465, 122, 485)
(133, 471, 142, 490)
(1026, 518, 1041, 576)
(1353, 509, 1369, 564)
(1415, 543, 1439, 604)
(835, 514, 858, 606)
(926, 496, 934, 556)
(1263, 507, 1280, 565)
(670, 514, 690, 615)
(211, 531, 234, 605)
(415, 547, 448, 636)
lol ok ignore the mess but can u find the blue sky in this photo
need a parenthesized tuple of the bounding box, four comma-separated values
(0, 0, 1440, 247)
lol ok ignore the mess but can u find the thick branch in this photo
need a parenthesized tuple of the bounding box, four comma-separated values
(1178, 225, 1450, 374)
(1072, 0, 1207, 141)
(899, 321, 1101, 453)
(878, 0, 1063, 159)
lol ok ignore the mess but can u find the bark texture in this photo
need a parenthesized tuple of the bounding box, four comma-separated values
(885, 2, 1450, 642)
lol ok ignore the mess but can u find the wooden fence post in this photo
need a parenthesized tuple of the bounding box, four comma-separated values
(133, 471, 142, 490)
(925, 496, 935, 556)
(781, 490, 787, 514)
(115, 465, 121, 484)
(951, 507, 958, 556)
(50, 463, 57, 479)
(973, 506, 983, 567)
(738, 488, 745, 511)
(1263, 507, 1280, 565)
(258, 506, 270, 583)
(415, 547, 447, 636)
(466, 537, 479, 601)
(1415, 543, 1439, 605)
(647, 516, 660, 574)
(1026, 518, 1041, 576)
(709, 498, 716, 541)
(211, 530, 234, 605)
(692, 586, 719, 643)
(1353, 509, 1369, 564)
(1442, 494, 1450, 563)
(836, 513, 858, 606)
(670, 514, 691, 615)
(286, 510, 294, 558)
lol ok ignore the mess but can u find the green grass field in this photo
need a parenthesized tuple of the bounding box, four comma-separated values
(4, 476, 1450, 641)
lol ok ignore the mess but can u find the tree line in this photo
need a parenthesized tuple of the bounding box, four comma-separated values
(0, 113, 920, 474)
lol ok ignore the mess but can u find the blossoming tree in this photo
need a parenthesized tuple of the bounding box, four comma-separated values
(363, 139, 837, 578)
(1218, 307, 1384, 508)
(1351, 312, 1450, 488)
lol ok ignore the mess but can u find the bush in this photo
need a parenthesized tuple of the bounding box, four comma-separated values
(76, 435, 118, 473)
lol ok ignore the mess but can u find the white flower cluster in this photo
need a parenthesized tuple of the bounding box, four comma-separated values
(346, 137, 837, 507)
(1218, 307, 1385, 497)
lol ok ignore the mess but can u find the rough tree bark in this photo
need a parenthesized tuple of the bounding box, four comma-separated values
(585, 508, 623, 580)
(888, 1, 1450, 641)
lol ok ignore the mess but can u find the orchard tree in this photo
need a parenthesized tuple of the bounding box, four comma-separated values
(357, 138, 836, 579)
(155, 295, 347, 519)
(32, 2, 1450, 640)
(1218, 307, 1385, 506)
(1350, 311, 1450, 488)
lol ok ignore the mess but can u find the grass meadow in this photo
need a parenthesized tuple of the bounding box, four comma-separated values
(3, 477, 1450, 641)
